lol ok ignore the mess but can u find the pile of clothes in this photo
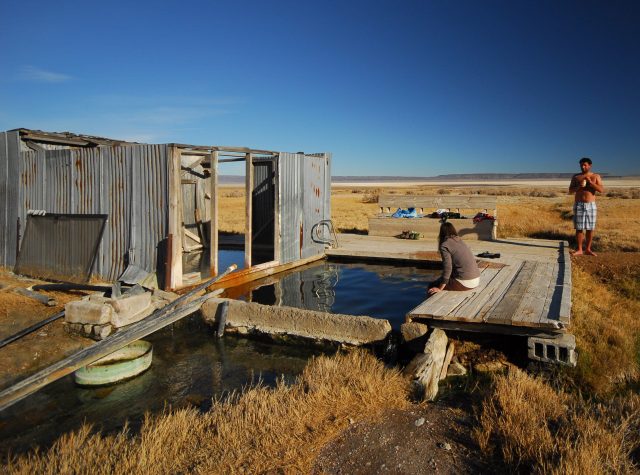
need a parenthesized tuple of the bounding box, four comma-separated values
(429, 209, 462, 219)
(473, 212, 495, 223)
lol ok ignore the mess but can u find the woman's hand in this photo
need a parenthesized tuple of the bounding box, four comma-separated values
(428, 287, 443, 296)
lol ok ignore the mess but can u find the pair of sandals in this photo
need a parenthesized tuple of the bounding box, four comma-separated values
(477, 251, 501, 259)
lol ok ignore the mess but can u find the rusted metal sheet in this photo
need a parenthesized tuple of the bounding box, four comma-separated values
(277, 152, 331, 264)
(15, 214, 107, 282)
(0, 130, 21, 268)
(278, 152, 303, 263)
(17, 145, 169, 282)
(302, 153, 329, 258)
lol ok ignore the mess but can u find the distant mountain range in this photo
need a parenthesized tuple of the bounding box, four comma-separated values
(219, 172, 623, 184)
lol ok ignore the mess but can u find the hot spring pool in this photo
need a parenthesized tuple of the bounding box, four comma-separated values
(225, 260, 440, 329)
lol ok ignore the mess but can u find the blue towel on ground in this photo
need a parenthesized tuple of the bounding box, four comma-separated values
(392, 207, 418, 218)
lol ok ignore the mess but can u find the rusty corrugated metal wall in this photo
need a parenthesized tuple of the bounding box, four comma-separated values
(18, 144, 169, 281)
(278, 152, 331, 264)
(0, 130, 21, 268)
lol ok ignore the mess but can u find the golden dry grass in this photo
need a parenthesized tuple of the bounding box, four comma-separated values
(570, 264, 640, 393)
(5, 351, 409, 474)
(475, 368, 640, 474)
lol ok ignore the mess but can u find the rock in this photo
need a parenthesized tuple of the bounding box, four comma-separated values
(65, 300, 113, 325)
(404, 328, 448, 401)
(474, 361, 506, 373)
(400, 322, 429, 347)
(439, 341, 455, 380)
(438, 442, 452, 451)
(447, 361, 467, 376)
(414, 417, 425, 427)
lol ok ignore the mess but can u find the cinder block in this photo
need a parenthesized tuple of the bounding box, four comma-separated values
(527, 333, 577, 367)
(108, 292, 154, 328)
(65, 300, 113, 325)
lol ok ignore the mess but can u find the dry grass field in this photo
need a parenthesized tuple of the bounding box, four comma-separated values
(4, 183, 640, 472)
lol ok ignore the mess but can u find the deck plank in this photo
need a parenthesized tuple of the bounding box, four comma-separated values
(449, 266, 519, 321)
(512, 262, 554, 327)
(484, 261, 538, 324)
(424, 266, 498, 317)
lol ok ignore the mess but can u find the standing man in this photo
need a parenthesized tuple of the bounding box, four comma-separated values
(569, 157, 604, 256)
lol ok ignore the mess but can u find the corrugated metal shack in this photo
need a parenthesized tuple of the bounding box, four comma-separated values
(0, 129, 331, 289)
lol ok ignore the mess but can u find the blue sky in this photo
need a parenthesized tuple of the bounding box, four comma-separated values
(1, 0, 638, 176)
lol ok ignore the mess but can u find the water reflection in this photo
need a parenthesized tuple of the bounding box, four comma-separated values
(229, 261, 439, 329)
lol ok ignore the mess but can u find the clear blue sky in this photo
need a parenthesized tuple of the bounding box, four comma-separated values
(1, 0, 638, 176)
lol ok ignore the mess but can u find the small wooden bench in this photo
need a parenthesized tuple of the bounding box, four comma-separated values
(368, 195, 498, 240)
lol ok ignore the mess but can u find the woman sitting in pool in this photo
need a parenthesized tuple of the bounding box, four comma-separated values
(428, 222, 480, 296)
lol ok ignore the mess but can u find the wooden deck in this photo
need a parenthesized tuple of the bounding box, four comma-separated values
(327, 234, 571, 336)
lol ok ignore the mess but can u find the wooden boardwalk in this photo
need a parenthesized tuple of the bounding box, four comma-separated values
(327, 234, 571, 336)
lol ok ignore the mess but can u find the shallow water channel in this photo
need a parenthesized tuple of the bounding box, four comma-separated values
(0, 316, 324, 456)
(1, 259, 439, 456)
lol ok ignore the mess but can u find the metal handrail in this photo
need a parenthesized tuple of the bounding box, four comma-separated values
(312, 219, 339, 248)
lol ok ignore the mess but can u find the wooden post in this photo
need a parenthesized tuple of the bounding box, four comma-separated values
(168, 146, 184, 289)
(244, 153, 253, 269)
(210, 151, 219, 276)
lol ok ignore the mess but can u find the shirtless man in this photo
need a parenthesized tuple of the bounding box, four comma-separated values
(568, 157, 604, 256)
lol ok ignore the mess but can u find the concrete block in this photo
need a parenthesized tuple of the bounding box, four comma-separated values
(65, 300, 113, 325)
(108, 292, 155, 328)
(527, 333, 577, 367)
(93, 324, 113, 340)
(202, 298, 391, 346)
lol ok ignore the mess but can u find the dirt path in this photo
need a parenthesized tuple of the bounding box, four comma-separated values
(0, 272, 93, 389)
(313, 401, 490, 474)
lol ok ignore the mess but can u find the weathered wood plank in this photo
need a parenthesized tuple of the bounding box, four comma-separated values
(512, 261, 554, 326)
(558, 242, 572, 323)
(538, 262, 563, 326)
(446, 263, 522, 323)
(408, 266, 499, 320)
(210, 151, 219, 276)
(446, 267, 507, 319)
(473, 264, 527, 323)
(168, 146, 184, 290)
(425, 266, 499, 317)
(485, 261, 538, 324)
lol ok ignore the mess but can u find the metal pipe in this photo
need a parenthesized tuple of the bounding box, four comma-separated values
(0, 311, 64, 349)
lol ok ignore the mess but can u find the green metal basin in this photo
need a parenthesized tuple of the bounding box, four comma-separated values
(74, 340, 153, 386)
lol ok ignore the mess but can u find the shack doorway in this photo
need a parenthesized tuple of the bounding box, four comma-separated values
(250, 159, 276, 266)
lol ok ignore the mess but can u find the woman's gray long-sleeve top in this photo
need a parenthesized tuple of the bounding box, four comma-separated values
(439, 236, 480, 284)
